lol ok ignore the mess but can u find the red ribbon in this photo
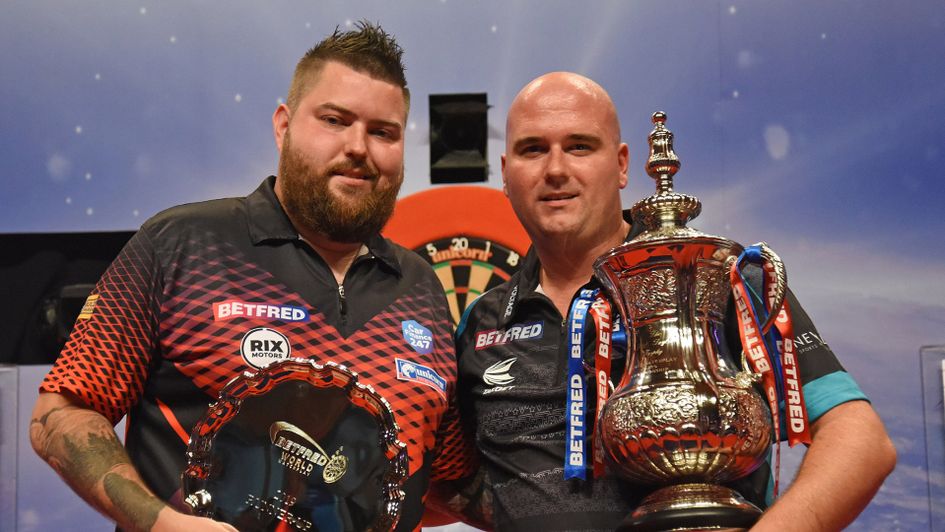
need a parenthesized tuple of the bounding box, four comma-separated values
(730, 259, 811, 497)
(589, 296, 613, 479)
(763, 263, 811, 446)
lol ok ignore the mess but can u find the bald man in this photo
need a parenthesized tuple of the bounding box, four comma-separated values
(453, 73, 895, 531)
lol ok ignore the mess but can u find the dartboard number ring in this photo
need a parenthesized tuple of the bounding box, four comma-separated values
(414, 236, 522, 326)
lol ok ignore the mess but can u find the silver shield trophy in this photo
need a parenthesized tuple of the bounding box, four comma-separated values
(182, 359, 408, 531)
(594, 113, 786, 531)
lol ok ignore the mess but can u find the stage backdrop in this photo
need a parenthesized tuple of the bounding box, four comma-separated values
(2, 1, 944, 530)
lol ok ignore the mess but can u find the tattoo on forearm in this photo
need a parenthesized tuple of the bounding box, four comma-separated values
(62, 432, 132, 490)
(32, 401, 167, 531)
(30, 405, 70, 429)
(104, 473, 163, 532)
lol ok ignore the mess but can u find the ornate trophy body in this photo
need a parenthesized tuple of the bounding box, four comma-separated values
(594, 113, 786, 531)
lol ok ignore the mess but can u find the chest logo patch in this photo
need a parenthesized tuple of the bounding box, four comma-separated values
(240, 327, 292, 369)
(214, 300, 310, 322)
(483, 357, 517, 387)
(401, 320, 434, 354)
(395, 359, 447, 397)
(475, 321, 544, 350)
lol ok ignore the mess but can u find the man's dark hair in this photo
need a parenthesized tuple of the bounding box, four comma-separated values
(287, 20, 409, 111)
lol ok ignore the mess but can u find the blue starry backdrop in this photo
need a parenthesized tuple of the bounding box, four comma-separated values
(2, 1, 944, 531)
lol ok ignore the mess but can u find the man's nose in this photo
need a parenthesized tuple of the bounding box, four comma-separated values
(544, 146, 568, 185)
(344, 123, 368, 159)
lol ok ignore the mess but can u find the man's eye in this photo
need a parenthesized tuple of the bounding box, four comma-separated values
(521, 145, 545, 155)
(570, 144, 592, 152)
(322, 115, 343, 126)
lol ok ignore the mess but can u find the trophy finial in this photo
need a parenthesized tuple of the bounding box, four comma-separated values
(646, 111, 680, 193)
(633, 111, 699, 232)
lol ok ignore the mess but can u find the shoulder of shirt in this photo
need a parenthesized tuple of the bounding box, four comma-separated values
(380, 237, 426, 267)
(140, 196, 246, 237)
(376, 236, 438, 279)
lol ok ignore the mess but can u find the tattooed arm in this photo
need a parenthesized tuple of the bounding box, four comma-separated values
(30, 392, 236, 532)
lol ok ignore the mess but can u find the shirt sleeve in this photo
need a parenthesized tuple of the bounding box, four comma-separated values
(429, 391, 479, 482)
(429, 300, 479, 482)
(40, 226, 163, 425)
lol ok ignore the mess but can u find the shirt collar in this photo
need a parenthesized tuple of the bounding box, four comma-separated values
(247, 176, 298, 244)
(497, 245, 543, 327)
(246, 176, 402, 275)
(498, 209, 641, 326)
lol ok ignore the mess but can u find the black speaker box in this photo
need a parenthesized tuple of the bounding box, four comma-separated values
(429, 93, 489, 183)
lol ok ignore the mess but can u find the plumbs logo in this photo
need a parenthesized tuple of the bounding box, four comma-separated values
(395, 358, 447, 397)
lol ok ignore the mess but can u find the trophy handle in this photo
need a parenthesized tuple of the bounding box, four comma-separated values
(754, 242, 787, 334)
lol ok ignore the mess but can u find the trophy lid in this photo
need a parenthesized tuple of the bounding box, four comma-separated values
(630, 112, 702, 236)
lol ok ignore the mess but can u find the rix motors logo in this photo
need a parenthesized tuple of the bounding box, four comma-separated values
(240, 327, 291, 369)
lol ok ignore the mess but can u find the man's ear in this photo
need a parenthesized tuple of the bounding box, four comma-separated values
(273, 103, 291, 152)
(501, 153, 509, 196)
(617, 142, 629, 189)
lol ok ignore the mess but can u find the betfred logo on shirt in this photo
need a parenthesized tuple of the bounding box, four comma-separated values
(240, 327, 292, 369)
(213, 300, 310, 322)
(475, 321, 543, 350)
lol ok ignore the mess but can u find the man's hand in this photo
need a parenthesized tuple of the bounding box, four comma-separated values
(151, 508, 238, 532)
(29, 391, 235, 532)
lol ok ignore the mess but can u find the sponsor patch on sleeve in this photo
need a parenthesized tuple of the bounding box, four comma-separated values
(401, 320, 434, 354)
(77, 294, 99, 320)
(213, 300, 310, 322)
(395, 358, 447, 397)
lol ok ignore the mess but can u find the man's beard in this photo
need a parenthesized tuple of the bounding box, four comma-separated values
(278, 133, 402, 243)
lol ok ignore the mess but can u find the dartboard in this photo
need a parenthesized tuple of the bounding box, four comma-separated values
(415, 236, 522, 324)
(383, 186, 531, 327)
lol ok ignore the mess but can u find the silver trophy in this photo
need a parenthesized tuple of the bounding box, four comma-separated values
(182, 359, 408, 531)
(594, 112, 786, 531)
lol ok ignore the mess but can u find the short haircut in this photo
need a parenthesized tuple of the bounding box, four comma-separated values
(286, 20, 409, 111)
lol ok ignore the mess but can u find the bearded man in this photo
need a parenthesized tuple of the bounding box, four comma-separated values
(30, 22, 473, 532)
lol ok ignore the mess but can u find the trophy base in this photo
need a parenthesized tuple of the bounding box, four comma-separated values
(617, 483, 762, 532)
